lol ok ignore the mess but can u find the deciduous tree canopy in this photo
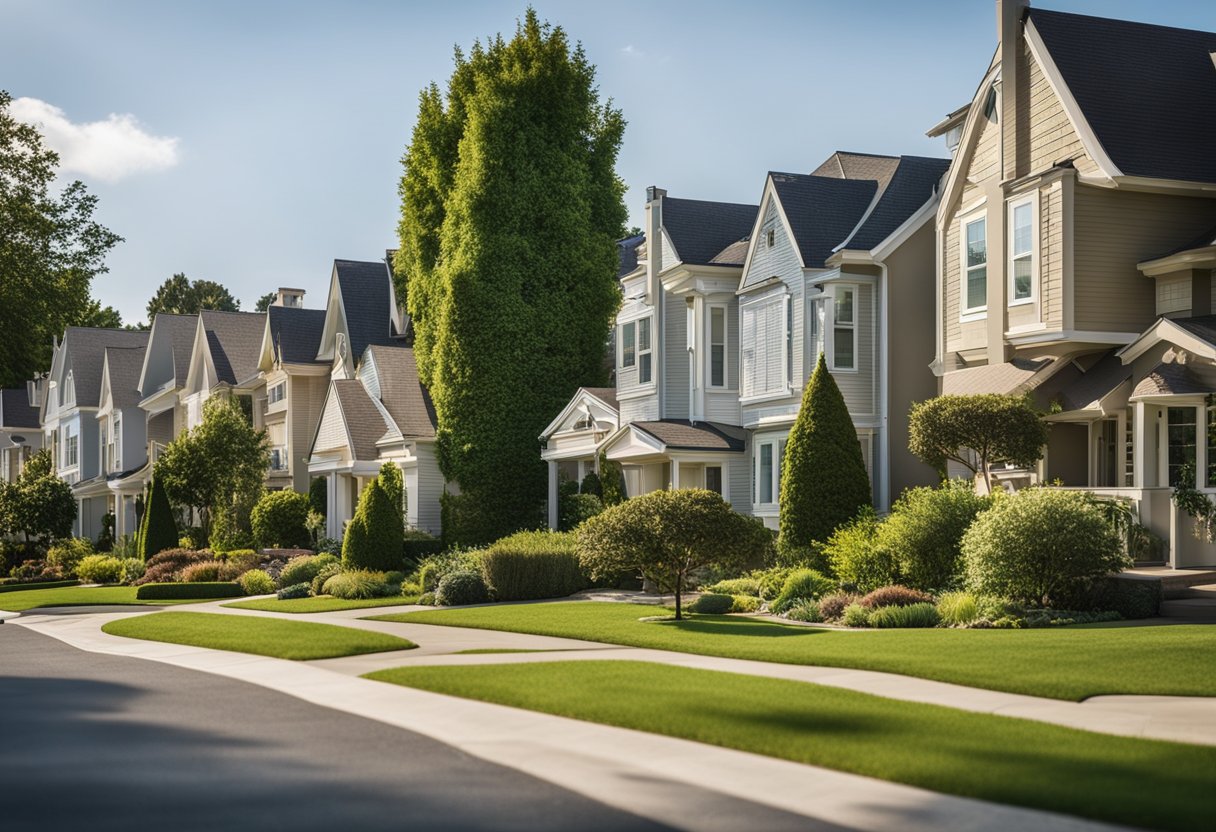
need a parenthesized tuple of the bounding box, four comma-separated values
(146, 272, 240, 319)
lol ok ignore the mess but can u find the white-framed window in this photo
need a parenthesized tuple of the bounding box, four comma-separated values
(786, 296, 794, 384)
(100, 425, 109, 474)
(63, 422, 78, 469)
(962, 214, 987, 315)
(831, 285, 857, 372)
(1008, 195, 1037, 304)
(705, 465, 723, 496)
(637, 316, 652, 384)
(63, 371, 75, 408)
(740, 295, 789, 399)
(621, 321, 636, 368)
(709, 305, 727, 388)
(268, 381, 286, 404)
(753, 438, 786, 506)
(113, 414, 121, 469)
(808, 293, 826, 366)
(766, 228, 775, 247)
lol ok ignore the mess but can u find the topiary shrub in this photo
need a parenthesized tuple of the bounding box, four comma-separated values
(771, 569, 836, 614)
(46, 538, 93, 577)
(277, 582, 312, 600)
(559, 492, 603, 531)
(859, 585, 934, 610)
(238, 569, 276, 596)
(434, 569, 489, 606)
(688, 593, 734, 614)
(135, 582, 243, 600)
(311, 561, 342, 596)
(251, 490, 311, 549)
(936, 591, 980, 626)
(139, 476, 179, 558)
(322, 570, 396, 600)
(181, 560, 224, 583)
(783, 599, 822, 623)
(342, 480, 405, 573)
(480, 530, 584, 601)
(817, 592, 859, 622)
(868, 602, 940, 629)
(278, 553, 338, 589)
(841, 602, 869, 627)
(75, 554, 125, 584)
(962, 488, 1128, 607)
(876, 481, 991, 592)
(824, 509, 898, 592)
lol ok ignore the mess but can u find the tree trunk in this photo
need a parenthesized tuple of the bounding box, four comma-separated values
(674, 577, 682, 621)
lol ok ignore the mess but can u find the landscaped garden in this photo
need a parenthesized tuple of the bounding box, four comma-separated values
(0, 583, 238, 612)
(365, 659, 1215, 832)
(101, 611, 416, 660)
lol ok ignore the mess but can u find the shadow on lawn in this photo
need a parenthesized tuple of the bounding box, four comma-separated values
(667, 616, 829, 639)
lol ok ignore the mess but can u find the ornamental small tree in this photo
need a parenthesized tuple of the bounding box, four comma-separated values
(0, 449, 75, 543)
(250, 489, 311, 549)
(779, 354, 872, 555)
(341, 479, 405, 572)
(139, 476, 179, 558)
(577, 489, 771, 619)
(908, 393, 1048, 493)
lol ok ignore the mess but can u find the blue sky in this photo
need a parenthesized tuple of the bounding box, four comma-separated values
(3, 0, 1212, 324)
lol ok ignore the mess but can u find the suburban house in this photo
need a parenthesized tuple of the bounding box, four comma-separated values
(40, 327, 149, 538)
(179, 310, 267, 431)
(307, 255, 444, 538)
(96, 344, 151, 540)
(929, 1, 1216, 566)
(737, 151, 950, 522)
(0, 386, 43, 483)
(136, 313, 199, 483)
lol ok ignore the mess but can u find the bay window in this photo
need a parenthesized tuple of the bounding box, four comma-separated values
(638, 316, 652, 384)
(621, 321, 636, 368)
(808, 294, 826, 364)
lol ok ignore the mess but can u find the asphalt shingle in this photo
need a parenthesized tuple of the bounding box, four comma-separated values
(662, 198, 758, 267)
(102, 346, 148, 411)
(0, 388, 39, 429)
(633, 420, 746, 452)
(61, 328, 149, 408)
(267, 306, 327, 365)
(365, 345, 436, 439)
(335, 259, 398, 360)
(199, 311, 266, 386)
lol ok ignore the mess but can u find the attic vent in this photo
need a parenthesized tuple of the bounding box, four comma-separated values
(983, 86, 998, 122)
(766, 228, 775, 248)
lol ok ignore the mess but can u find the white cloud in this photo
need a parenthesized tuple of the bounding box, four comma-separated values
(10, 97, 179, 183)
(621, 44, 642, 56)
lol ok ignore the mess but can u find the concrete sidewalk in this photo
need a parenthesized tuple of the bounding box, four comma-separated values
(13, 610, 1130, 832)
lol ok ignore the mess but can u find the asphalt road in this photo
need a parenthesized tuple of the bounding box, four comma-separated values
(0, 624, 680, 832)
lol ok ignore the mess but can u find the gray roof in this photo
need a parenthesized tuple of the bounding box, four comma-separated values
(1054, 351, 1131, 412)
(102, 346, 148, 411)
(334, 259, 398, 360)
(617, 234, 644, 277)
(365, 345, 436, 439)
(940, 356, 1059, 397)
(150, 313, 199, 386)
(836, 156, 950, 251)
(662, 197, 758, 267)
(267, 306, 327, 365)
(1132, 362, 1208, 398)
(331, 379, 391, 461)
(199, 310, 266, 385)
(811, 151, 901, 190)
(580, 386, 618, 411)
(62, 328, 149, 408)
(1171, 315, 1216, 346)
(1029, 8, 1216, 184)
(633, 420, 745, 453)
(768, 173, 877, 269)
(0, 388, 39, 429)
(709, 238, 751, 266)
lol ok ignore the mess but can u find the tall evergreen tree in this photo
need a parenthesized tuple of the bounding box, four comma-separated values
(779, 354, 873, 552)
(397, 10, 627, 543)
(139, 476, 179, 558)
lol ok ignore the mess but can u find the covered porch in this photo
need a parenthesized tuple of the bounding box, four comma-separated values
(540, 386, 620, 530)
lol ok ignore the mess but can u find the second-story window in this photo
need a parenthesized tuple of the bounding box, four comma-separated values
(114, 414, 121, 469)
(268, 382, 286, 404)
(832, 287, 856, 371)
(64, 423, 78, 468)
(964, 216, 987, 314)
(621, 321, 636, 368)
(1009, 199, 1035, 303)
(808, 294, 826, 364)
(638, 317, 652, 384)
(709, 306, 726, 388)
(741, 295, 788, 399)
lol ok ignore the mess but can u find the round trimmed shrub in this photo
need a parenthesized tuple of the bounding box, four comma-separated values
(876, 481, 991, 591)
(342, 480, 405, 572)
(689, 593, 734, 614)
(962, 489, 1128, 606)
(238, 569, 276, 596)
(278, 553, 338, 589)
(771, 568, 835, 614)
(75, 554, 124, 584)
(480, 530, 584, 601)
(251, 490, 311, 549)
(858, 585, 934, 610)
(868, 602, 940, 629)
(311, 561, 342, 595)
(817, 592, 859, 622)
(277, 582, 312, 600)
(434, 569, 489, 606)
(559, 492, 603, 531)
(841, 602, 870, 628)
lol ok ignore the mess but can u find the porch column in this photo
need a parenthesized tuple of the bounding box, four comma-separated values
(547, 460, 559, 530)
(1132, 402, 1147, 488)
(326, 472, 340, 539)
(671, 459, 680, 490)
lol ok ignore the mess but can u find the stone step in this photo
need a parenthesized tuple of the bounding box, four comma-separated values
(1160, 597, 1216, 622)
(1177, 583, 1216, 600)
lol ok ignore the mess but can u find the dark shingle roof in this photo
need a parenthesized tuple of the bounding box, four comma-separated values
(1171, 315, 1216, 346)
(151, 313, 199, 387)
(633, 420, 745, 452)
(768, 174, 877, 269)
(580, 386, 618, 411)
(709, 237, 751, 266)
(365, 345, 436, 439)
(1146, 223, 1216, 262)
(267, 306, 327, 365)
(662, 198, 758, 267)
(62, 328, 149, 408)
(617, 234, 644, 277)
(102, 346, 148, 411)
(199, 311, 266, 385)
(335, 259, 397, 360)
(0, 388, 39, 428)
(1056, 351, 1131, 412)
(837, 156, 951, 251)
(1029, 8, 1216, 184)
(331, 379, 391, 461)
(1132, 362, 1208, 398)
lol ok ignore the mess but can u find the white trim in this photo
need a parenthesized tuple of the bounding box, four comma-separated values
(829, 284, 859, 374)
(1006, 191, 1039, 308)
(707, 302, 728, 389)
(959, 208, 988, 318)
(870, 193, 940, 262)
(1119, 318, 1216, 363)
(739, 179, 806, 286)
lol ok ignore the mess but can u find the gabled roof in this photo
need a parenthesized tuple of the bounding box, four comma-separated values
(835, 156, 950, 252)
(267, 306, 327, 365)
(331, 379, 393, 461)
(1028, 8, 1216, 184)
(101, 346, 148, 411)
(1132, 362, 1208, 399)
(1042, 351, 1132, 413)
(334, 259, 399, 360)
(632, 420, 746, 452)
(60, 328, 149, 408)
(1170, 315, 1216, 347)
(769, 173, 877, 268)
(709, 238, 750, 266)
(0, 388, 39, 429)
(662, 198, 758, 267)
(940, 356, 1065, 397)
(579, 386, 618, 411)
(811, 151, 901, 190)
(199, 310, 266, 385)
(364, 345, 436, 439)
(151, 313, 198, 389)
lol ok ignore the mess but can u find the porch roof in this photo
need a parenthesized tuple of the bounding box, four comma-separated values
(1131, 362, 1209, 399)
(632, 420, 745, 453)
(1040, 351, 1132, 417)
(940, 356, 1065, 396)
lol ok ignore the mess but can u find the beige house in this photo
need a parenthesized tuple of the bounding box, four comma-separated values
(930, 1, 1216, 565)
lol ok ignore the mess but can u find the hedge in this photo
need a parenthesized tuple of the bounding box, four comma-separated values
(403, 532, 444, 563)
(480, 530, 584, 601)
(134, 582, 244, 600)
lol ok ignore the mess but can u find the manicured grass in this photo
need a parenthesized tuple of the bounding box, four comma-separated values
(223, 595, 422, 614)
(372, 601, 1216, 700)
(102, 611, 416, 660)
(368, 660, 1216, 832)
(0, 585, 226, 612)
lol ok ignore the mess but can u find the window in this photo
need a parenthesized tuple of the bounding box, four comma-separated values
(786, 297, 794, 384)
(964, 217, 987, 313)
(741, 297, 788, 398)
(808, 295, 826, 364)
(832, 286, 856, 371)
(759, 443, 773, 504)
(63, 423, 78, 469)
(754, 439, 784, 506)
(705, 466, 723, 495)
(766, 228, 775, 247)
(100, 425, 109, 474)
(621, 321, 636, 368)
(268, 382, 286, 404)
(709, 306, 726, 388)
(114, 414, 121, 466)
(1009, 199, 1035, 303)
(638, 317, 652, 384)
(1167, 407, 1197, 487)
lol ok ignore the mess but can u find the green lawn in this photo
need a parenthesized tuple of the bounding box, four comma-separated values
(368, 660, 1215, 832)
(373, 602, 1216, 700)
(223, 595, 422, 614)
(0, 585, 225, 612)
(102, 611, 416, 660)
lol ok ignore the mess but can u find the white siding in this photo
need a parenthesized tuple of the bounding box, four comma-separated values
(357, 353, 380, 400)
(728, 443, 752, 515)
(661, 231, 680, 272)
(412, 442, 444, 535)
(744, 200, 803, 288)
(313, 390, 348, 454)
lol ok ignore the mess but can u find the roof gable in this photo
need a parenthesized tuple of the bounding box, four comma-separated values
(198, 310, 265, 386)
(58, 328, 149, 410)
(769, 173, 877, 268)
(262, 306, 327, 369)
(138, 313, 198, 399)
(661, 197, 758, 267)
(362, 344, 437, 440)
(836, 156, 950, 252)
(99, 346, 148, 413)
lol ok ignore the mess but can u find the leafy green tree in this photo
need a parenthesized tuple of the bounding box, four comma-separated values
(254, 292, 276, 313)
(577, 489, 771, 619)
(341, 479, 404, 572)
(138, 476, 179, 558)
(397, 10, 627, 544)
(0, 90, 123, 388)
(0, 449, 76, 543)
(146, 272, 240, 319)
(155, 396, 268, 537)
(779, 354, 872, 554)
(250, 489, 310, 549)
(908, 393, 1048, 492)
(74, 299, 124, 329)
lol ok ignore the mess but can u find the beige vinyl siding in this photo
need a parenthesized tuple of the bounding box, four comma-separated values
(1023, 39, 1097, 176)
(289, 375, 326, 491)
(313, 389, 348, 454)
(833, 281, 875, 418)
(961, 111, 1000, 208)
(146, 409, 174, 447)
(1074, 187, 1216, 333)
(1039, 181, 1064, 330)
(663, 288, 689, 420)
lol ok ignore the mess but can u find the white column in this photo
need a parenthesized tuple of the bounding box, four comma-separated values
(326, 472, 340, 539)
(671, 458, 680, 490)
(1132, 402, 1147, 488)
(547, 460, 559, 530)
